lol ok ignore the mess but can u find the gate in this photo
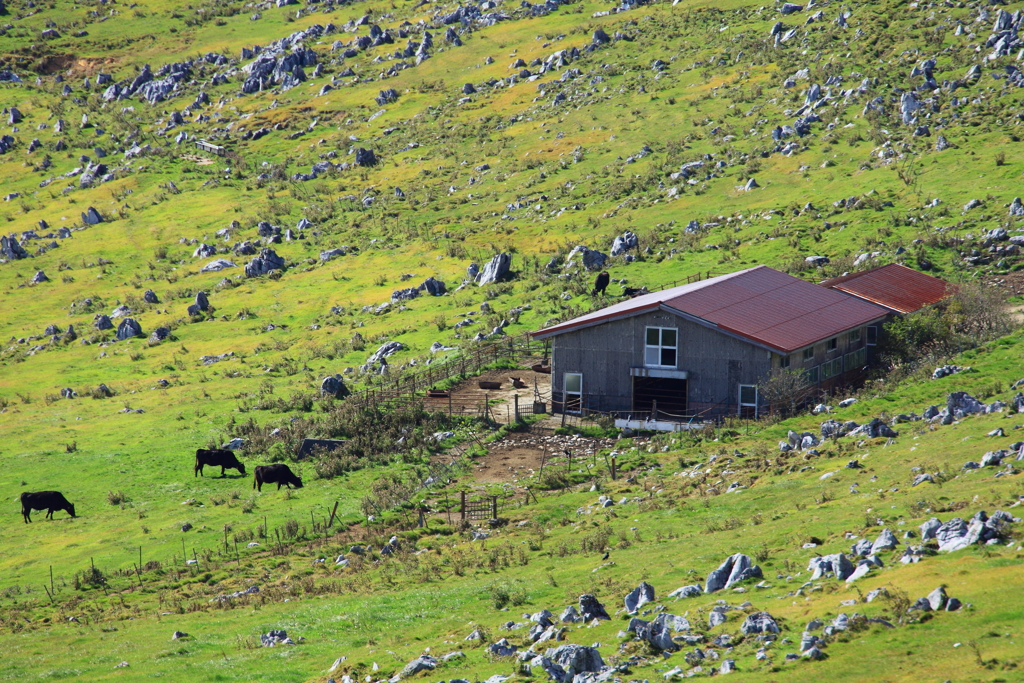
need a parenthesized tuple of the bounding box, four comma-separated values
(460, 492, 498, 521)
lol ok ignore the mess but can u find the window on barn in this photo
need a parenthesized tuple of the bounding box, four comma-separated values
(866, 326, 878, 346)
(779, 354, 791, 369)
(564, 373, 583, 414)
(645, 327, 678, 368)
(802, 347, 814, 362)
(826, 337, 838, 352)
(848, 328, 861, 346)
(804, 365, 819, 384)
(738, 385, 758, 418)
(821, 357, 844, 380)
(844, 347, 867, 371)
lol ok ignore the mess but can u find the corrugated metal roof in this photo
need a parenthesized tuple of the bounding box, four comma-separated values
(533, 265, 890, 352)
(820, 263, 950, 314)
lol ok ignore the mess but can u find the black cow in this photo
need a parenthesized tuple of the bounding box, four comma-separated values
(253, 464, 303, 492)
(592, 271, 610, 296)
(195, 448, 246, 478)
(21, 491, 76, 523)
(621, 285, 648, 298)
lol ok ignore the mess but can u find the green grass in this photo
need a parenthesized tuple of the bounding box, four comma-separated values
(2, 0, 1024, 678)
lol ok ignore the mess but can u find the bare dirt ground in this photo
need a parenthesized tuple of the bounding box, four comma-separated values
(424, 359, 629, 484)
(469, 431, 619, 484)
(425, 359, 551, 424)
(180, 153, 215, 165)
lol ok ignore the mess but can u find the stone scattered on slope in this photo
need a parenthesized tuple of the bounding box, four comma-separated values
(934, 510, 1019, 552)
(578, 594, 610, 621)
(399, 654, 437, 678)
(1, 235, 30, 260)
(871, 528, 900, 553)
(740, 612, 780, 635)
(81, 207, 103, 224)
(624, 581, 655, 614)
(545, 643, 604, 676)
(610, 230, 639, 257)
(245, 248, 285, 277)
(566, 245, 607, 271)
(320, 375, 349, 398)
(369, 341, 404, 364)
(705, 553, 763, 593)
(668, 584, 703, 599)
(476, 253, 512, 285)
(807, 553, 854, 581)
(201, 258, 237, 272)
(116, 318, 143, 341)
(260, 629, 293, 647)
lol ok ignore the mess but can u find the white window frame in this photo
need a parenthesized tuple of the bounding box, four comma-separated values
(564, 372, 583, 414)
(848, 328, 861, 345)
(821, 356, 844, 380)
(738, 384, 758, 418)
(802, 347, 815, 362)
(866, 326, 878, 346)
(826, 337, 838, 352)
(645, 326, 678, 368)
(779, 354, 791, 369)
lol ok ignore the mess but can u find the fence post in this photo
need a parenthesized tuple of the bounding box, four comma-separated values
(491, 496, 498, 519)
(514, 394, 520, 423)
(460, 491, 466, 521)
(448, 391, 453, 418)
(611, 455, 617, 480)
(652, 399, 658, 422)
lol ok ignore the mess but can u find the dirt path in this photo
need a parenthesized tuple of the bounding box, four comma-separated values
(468, 431, 618, 484)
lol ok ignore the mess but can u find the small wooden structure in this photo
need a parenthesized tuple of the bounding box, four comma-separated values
(460, 492, 498, 521)
(195, 139, 226, 156)
(531, 364, 551, 374)
(478, 380, 502, 390)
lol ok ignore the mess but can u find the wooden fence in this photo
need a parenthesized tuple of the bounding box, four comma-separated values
(346, 333, 544, 412)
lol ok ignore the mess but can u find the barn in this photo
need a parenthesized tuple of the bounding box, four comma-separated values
(820, 263, 951, 316)
(532, 265, 891, 424)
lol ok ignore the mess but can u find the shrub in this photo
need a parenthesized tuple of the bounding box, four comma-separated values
(487, 579, 528, 609)
(107, 490, 130, 505)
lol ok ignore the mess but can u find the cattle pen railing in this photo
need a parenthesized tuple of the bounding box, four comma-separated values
(344, 333, 546, 412)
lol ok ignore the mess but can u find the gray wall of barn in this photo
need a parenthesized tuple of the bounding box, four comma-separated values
(549, 310, 773, 417)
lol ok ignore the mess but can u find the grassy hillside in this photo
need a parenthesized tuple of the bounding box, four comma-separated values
(2, 0, 1024, 679)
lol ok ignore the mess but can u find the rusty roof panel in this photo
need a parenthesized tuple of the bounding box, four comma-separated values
(533, 265, 890, 352)
(820, 263, 950, 314)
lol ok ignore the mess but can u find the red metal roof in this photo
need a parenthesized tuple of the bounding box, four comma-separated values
(532, 265, 890, 353)
(820, 263, 950, 314)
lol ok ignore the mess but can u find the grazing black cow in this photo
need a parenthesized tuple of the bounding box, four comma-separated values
(253, 464, 303, 492)
(21, 491, 76, 523)
(592, 271, 610, 296)
(194, 448, 246, 478)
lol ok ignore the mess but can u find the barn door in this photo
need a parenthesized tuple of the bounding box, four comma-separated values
(564, 373, 582, 414)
